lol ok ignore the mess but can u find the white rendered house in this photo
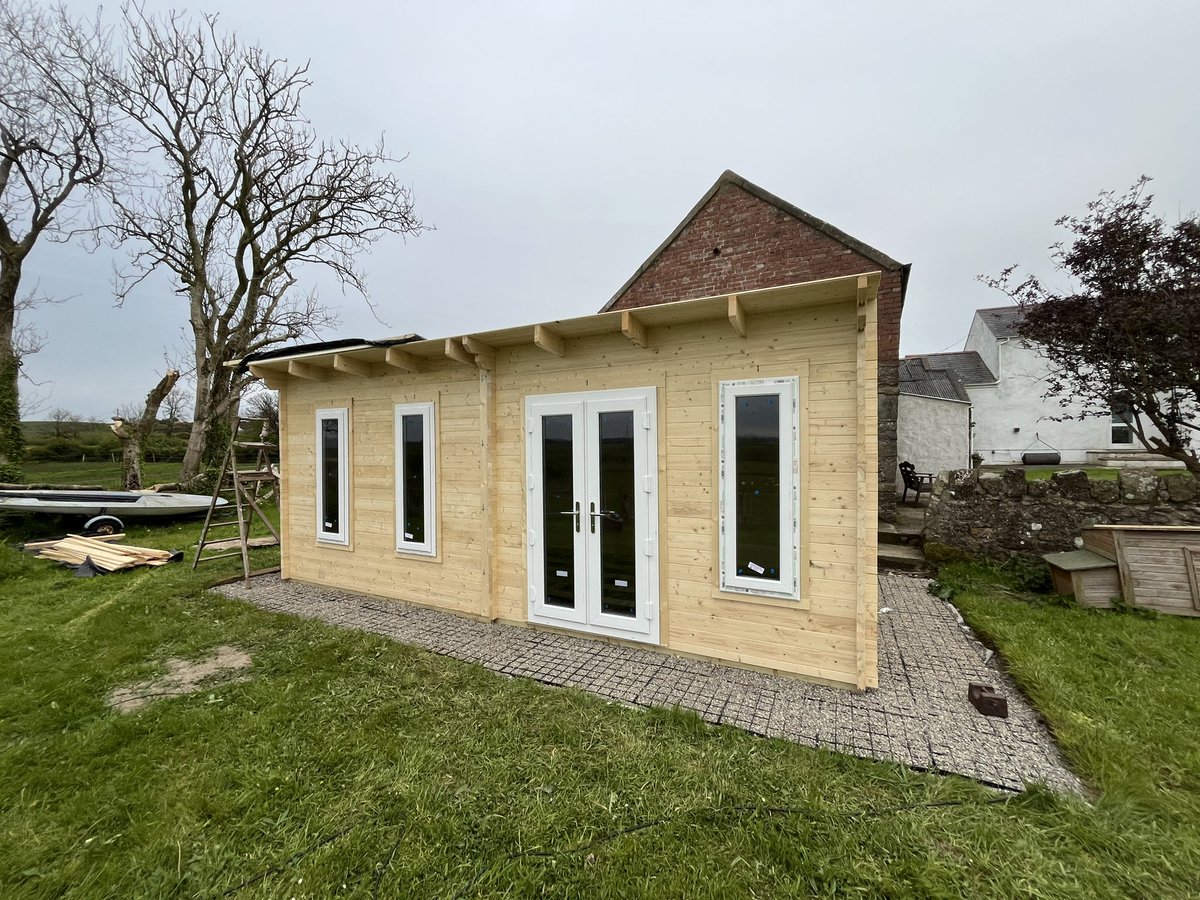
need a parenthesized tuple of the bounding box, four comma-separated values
(909, 306, 1165, 467)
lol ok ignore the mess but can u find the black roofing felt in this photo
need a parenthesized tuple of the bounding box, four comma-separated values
(238, 334, 422, 369)
(898, 357, 972, 402)
(975, 306, 1025, 339)
(905, 351, 996, 386)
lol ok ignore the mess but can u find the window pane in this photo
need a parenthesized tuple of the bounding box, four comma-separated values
(598, 411, 636, 618)
(401, 414, 425, 543)
(542, 415, 575, 609)
(321, 418, 340, 534)
(735, 394, 780, 581)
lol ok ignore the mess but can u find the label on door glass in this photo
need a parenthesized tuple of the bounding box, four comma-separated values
(556, 570, 569, 578)
(404, 532, 414, 540)
(747, 561, 765, 575)
(614, 579, 629, 587)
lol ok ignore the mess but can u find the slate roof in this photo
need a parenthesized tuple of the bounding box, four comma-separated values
(905, 351, 996, 386)
(975, 306, 1025, 338)
(898, 357, 972, 402)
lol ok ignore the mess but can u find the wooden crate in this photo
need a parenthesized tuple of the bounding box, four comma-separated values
(1086, 526, 1200, 617)
(1043, 550, 1121, 608)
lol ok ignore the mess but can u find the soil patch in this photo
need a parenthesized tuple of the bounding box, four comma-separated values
(106, 645, 252, 713)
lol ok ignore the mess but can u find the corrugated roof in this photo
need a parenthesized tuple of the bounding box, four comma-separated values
(976, 306, 1024, 338)
(906, 351, 996, 385)
(898, 357, 972, 402)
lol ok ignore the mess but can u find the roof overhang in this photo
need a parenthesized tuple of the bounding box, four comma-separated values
(234, 271, 881, 386)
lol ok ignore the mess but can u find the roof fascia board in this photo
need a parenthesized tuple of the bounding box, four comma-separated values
(234, 271, 880, 373)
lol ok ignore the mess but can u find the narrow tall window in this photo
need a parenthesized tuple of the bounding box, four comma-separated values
(719, 378, 799, 599)
(1111, 399, 1135, 445)
(395, 402, 436, 555)
(315, 407, 350, 544)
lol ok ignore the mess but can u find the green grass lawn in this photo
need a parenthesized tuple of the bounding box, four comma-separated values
(2, 517, 1199, 895)
(17, 460, 184, 489)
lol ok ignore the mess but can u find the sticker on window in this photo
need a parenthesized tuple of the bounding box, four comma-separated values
(555, 570, 569, 578)
(614, 579, 629, 587)
(746, 561, 765, 575)
(404, 532, 413, 540)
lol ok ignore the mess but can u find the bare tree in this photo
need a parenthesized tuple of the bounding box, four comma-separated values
(162, 383, 191, 436)
(109, 9, 424, 484)
(111, 369, 179, 490)
(0, 1, 117, 474)
(49, 406, 81, 437)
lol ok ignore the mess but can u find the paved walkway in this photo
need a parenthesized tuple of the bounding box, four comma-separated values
(214, 573, 1083, 794)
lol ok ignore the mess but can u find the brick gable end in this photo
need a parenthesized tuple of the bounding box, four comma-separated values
(610, 182, 903, 521)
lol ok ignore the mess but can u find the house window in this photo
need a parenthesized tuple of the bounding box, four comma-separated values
(395, 402, 436, 555)
(1111, 400, 1135, 445)
(719, 377, 799, 599)
(315, 407, 349, 544)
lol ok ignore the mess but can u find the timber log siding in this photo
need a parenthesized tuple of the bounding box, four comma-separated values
(255, 274, 880, 689)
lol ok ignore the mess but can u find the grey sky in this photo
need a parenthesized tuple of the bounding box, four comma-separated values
(21, 0, 1200, 419)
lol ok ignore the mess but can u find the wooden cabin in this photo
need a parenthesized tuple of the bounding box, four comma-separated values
(242, 273, 881, 689)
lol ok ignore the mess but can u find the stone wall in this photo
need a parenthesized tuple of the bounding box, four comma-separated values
(924, 467, 1200, 559)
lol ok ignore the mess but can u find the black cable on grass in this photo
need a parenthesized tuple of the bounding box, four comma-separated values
(372, 826, 408, 900)
(222, 825, 354, 896)
(447, 794, 1016, 899)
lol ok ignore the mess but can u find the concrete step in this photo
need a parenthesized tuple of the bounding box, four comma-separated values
(878, 543, 928, 573)
(879, 521, 924, 547)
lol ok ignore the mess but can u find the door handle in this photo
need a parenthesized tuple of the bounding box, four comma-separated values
(589, 507, 622, 525)
(558, 501, 580, 532)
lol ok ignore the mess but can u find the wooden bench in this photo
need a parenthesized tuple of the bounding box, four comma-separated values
(898, 461, 934, 504)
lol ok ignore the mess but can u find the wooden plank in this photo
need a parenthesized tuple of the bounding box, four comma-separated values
(532, 324, 565, 357)
(462, 336, 496, 371)
(620, 310, 647, 348)
(727, 295, 746, 338)
(1185, 547, 1200, 611)
(384, 346, 424, 373)
(445, 338, 475, 367)
(333, 353, 374, 378)
(288, 360, 327, 381)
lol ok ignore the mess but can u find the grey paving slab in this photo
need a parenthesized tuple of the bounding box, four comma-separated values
(213, 573, 1084, 794)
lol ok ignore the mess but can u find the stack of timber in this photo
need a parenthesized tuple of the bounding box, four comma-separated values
(1044, 525, 1200, 616)
(23, 534, 180, 573)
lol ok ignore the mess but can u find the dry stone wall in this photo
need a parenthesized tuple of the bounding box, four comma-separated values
(923, 468, 1200, 559)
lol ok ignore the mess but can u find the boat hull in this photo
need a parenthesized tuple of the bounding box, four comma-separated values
(0, 490, 227, 518)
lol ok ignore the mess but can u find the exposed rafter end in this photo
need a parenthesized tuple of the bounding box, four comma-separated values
(385, 346, 424, 373)
(287, 360, 327, 381)
(533, 324, 565, 357)
(856, 274, 871, 307)
(333, 353, 374, 378)
(727, 294, 746, 338)
(445, 338, 475, 367)
(620, 310, 647, 348)
(247, 364, 287, 391)
(462, 336, 496, 371)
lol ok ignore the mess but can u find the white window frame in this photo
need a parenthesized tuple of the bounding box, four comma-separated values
(718, 377, 800, 600)
(394, 402, 437, 556)
(315, 407, 350, 545)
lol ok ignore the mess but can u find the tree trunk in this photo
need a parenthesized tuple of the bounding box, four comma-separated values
(0, 257, 25, 475)
(112, 370, 180, 490)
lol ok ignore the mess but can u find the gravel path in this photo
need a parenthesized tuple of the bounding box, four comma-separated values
(214, 572, 1083, 794)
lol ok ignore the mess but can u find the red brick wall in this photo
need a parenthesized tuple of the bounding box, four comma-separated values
(610, 183, 903, 520)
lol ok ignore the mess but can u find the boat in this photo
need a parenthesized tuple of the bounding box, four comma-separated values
(0, 490, 226, 533)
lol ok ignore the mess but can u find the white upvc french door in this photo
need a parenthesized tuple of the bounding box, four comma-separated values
(526, 387, 659, 644)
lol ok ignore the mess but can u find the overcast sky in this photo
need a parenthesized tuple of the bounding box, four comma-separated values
(19, 0, 1200, 419)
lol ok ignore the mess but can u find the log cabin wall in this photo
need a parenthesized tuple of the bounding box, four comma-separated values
(270, 275, 879, 689)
